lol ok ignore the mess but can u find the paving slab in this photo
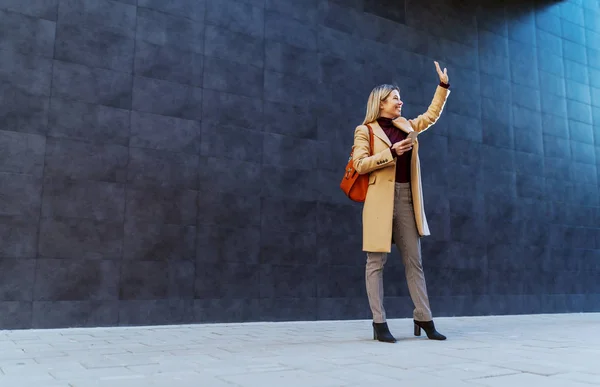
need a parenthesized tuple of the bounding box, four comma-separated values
(0, 313, 599, 386)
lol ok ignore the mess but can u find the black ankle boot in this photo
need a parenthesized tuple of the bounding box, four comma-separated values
(413, 320, 446, 340)
(372, 322, 397, 343)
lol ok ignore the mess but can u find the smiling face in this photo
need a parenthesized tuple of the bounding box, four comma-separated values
(379, 89, 403, 119)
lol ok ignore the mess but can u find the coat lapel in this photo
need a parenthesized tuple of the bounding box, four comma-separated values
(392, 117, 413, 134)
(369, 121, 392, 146)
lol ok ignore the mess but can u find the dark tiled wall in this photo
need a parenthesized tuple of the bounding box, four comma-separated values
(1, 0, 599, 329)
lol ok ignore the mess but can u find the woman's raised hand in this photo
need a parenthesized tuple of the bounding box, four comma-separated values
(434, 61, 448, 84)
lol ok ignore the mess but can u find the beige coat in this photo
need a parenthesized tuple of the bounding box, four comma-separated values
(352, 85, 450, 253)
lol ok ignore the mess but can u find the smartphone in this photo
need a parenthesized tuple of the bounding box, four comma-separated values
(406, 131, 418, 143)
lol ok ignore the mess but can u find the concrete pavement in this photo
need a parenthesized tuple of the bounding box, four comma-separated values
(1, 313, 599, 386)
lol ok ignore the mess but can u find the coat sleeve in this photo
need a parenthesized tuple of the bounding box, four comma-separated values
(352, 125, 395, 175)
(408, 85, 450, 133)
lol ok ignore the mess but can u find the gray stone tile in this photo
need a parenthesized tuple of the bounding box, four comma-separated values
(0, 83, 50, 135)
(567, 99, 593, 125)
(262, 133, 320, 170)
(539, 70, 566, 97)
(445, 112, 482, 143)
(563, 39, 588, 66)
(541, 92, 568, 118)
(200, 121, 263, 164)
(136, 7, 203, 53)
(265, 41, 319, 82)
(265, 10, 317, 50)
(52, 60, 132, 109)
(45, 138, 128, 183)
(264, 70, 318, 110)
(0, 130, 46, 176)
(591, 85, 600, 107)
(588, 46, 600, 71)
(261, 165, 319, 201)
(33, 259, 120, 301)
(58, 0, 136, 38)
(0, 0, 58, 20)
(0, 173, 42, 219)
(202, 56, 263, 98)
(54, 24, 135, 72)
(585, 8, 600, 32)
(536, 29, 561, 53)
(265, 0, 318, 24)
(118, 299, 194, 325)
(130, 111, 201, 154)
(127, 147, 199, 190)
(138, 0, 205, 21)
(195, 262, 261, 299)
(261, 196, 317, 233)
(42, 178, 125, 222)
(204, 24, 264, 67)
(132, 76, 202, 121)
(571, 162, 598, 186)
(541, 113, 568, 139)
(197, 190, 260, 228)
(0, 258, 35, 301)
(564, 58, 589, 84)
(48, 98, 130, 146)
(201, 89, 263, 128)
(134, 40, 204, 87)
(125, 187, 197, 225)
(0, 217, 38, 258)
(196, 224, 260, 264)
(512, 83, 541, 111)
(566, 79, 591, 105)
(571, 141, 596, 164)
(38, 217, 124, 260)
(590, 67, 600, 89)
(197, 157, 262, 196)
(0, 9, 55, 57)
(478, 50, 509, 80)
(124, 220, 195, 261)
(31, 300, 119, 328)
(263, 100, 317, 139)
(317, 25, 363, 64)
(0, 48, 53, 96)
(119, 261, 169, 300)
(562, 18, 586, 44)
(0, 301, 32, 329)
(206, 0, 264, 38)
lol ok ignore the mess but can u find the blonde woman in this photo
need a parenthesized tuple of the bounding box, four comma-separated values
(352, 61, 450, 343)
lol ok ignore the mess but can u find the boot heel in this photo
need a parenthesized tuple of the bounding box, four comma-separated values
(414, 322, 421, 336)
(372, 322, 396, 343)
(413, 320, 446, 340)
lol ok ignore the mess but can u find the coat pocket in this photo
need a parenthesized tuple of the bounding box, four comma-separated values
(368, 174, 376, 185)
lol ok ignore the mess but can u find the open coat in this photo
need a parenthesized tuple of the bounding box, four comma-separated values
(352, 85, 450, 253)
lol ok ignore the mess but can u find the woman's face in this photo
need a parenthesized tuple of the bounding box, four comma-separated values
(379, 90, 403, 118)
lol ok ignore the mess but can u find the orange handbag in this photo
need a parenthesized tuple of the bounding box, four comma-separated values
(340, 124, 374, 202)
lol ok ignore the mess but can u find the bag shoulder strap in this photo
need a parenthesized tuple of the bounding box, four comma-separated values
(365, 124, 374, 156)
(349, 124, 375, 157)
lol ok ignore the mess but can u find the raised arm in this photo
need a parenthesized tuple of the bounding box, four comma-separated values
(352, 125, 395, 175)
(407, 61, 451, 133)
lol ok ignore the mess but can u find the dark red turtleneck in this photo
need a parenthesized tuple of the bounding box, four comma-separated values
(376, 117, 411, 183)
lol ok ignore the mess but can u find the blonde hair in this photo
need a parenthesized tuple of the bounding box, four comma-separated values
(362, 84, 400, 124)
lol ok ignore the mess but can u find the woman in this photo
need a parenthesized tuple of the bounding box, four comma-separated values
(352, 61, 450, 343)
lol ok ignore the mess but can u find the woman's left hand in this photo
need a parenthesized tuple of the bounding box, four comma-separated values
(434, 61, 448, 84)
